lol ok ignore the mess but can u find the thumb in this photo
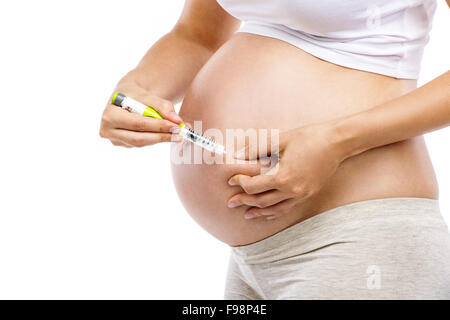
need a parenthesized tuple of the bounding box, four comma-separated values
(153, 98, 183, 124)
(234, 131, 287, 160)
(138, 94, 183, 124)
(119, 82, 184, 124)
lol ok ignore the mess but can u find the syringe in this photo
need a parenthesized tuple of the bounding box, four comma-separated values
(111, 93, 226, 155)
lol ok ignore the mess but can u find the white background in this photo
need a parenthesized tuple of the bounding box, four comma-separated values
(0, 0, 448, 299)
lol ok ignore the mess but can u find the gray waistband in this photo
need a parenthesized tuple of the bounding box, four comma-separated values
(231, 197, 445, 262)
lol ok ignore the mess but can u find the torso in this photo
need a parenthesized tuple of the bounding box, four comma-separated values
(170, 33, 438, 246)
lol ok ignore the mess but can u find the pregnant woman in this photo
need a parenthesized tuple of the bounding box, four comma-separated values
(100, 0, 450, 299)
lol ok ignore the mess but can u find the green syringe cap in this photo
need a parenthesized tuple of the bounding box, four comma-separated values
(112, 92, 125, 106)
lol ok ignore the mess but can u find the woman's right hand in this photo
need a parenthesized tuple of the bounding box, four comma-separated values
(99, 83, 184, 148)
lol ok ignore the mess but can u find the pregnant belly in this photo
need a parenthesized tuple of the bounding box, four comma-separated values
(170, 33, 438, 246)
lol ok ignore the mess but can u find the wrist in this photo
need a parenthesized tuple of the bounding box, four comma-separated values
(325, 115, 367, 162)
(117, 68, 146, 88)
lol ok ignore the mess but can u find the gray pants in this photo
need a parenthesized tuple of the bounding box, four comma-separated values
(225, 198, 450, 299)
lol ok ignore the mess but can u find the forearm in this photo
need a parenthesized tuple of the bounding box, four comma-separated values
(331, 71, 450, 160)
(117, 30, 215, 104)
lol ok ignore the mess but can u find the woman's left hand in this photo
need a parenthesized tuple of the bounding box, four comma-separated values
(227, 122, 347, 220)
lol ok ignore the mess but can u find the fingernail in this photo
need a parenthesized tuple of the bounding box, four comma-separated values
(235, 149, 245, 160)
(244, 212, 257, 219)
(228, 201, 238, 208)
(228, 179, 237, 186)
(266, 215, 276, 220)
(169, 127, 180, 134)
(169, 112, 183, 123)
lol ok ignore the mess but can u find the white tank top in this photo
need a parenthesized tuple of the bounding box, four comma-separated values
(216, 0, 437, 79)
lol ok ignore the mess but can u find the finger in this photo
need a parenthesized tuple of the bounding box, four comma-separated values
(228, 173, 278, 194)
(110, 139, 132, 148)
(228, 190, 293, 208)
(244, 198, 296, 220)
(105, 106, 180, 133)
(260, 157, 274, 168)
(134, 94, 182, 124)
(234, 131, 287, 160)
(108, 129, 179, 147)
(111, 82, 183, 123)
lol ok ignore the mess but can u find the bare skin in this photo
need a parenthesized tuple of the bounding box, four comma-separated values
(99, 0, 240, 147)
(100, 1, 449, 245)
(171, 33, 441, 245)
